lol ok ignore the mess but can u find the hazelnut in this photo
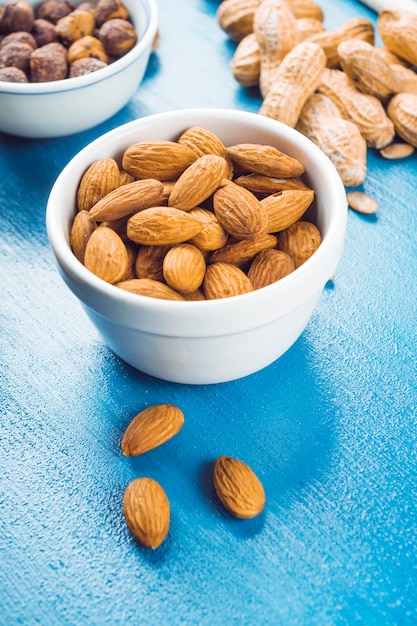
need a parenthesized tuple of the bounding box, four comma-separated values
(0, 64, 28, 80)
(35, 0, 73, 24)
(55, 8, 95, 45)
(0, 29, 36, 48)
(67, 34, 107, 63)
(0, 40, 32, 72)
(2, 0, 35, 33)
(77, 2, 96, 15)
(32, 18, 58, 46)
(94, 0, 128, 27)
(69, 55, 106, 76)
(98, 17, 136, 58)
(30, 40, 68, 81)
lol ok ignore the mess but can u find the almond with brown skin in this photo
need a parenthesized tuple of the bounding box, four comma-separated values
(123, 477, 170, 549)
(277, 220, 322, 268)
(234, 173, 310, 195)
(70, 209, 97, 263)
(135, 244, 171, 281)
(84, 226, 129, 283)
(168, 154, 229, 211)
(122, 140, 198, 181)
(227, 143, 305, 178)
(116, 278, 186, 301)
(213, 455, 265, 519)
(213, 181, 268, 240)
(248, 248, 295, 288)
(177, 126, 229, 159)
(89, 179, 165, 222)
(77, 158, 121, 211)
(121, 403, 185, 457)
(261, 188, 315, 232)
(203, 262, 253, 299)
(208, 233, 277, 268)
(163, 244, 206, 294)
(187, 208, 229, 251)
(127, 207, 203, 246)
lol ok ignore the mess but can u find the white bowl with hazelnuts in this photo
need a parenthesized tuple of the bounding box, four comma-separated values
(0, 0, 158, 137)
(46, 108, 348, 384)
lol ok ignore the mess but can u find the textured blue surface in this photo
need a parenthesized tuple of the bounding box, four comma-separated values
(1, 1, 417, 624)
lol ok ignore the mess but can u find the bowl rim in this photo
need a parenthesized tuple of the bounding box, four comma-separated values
(0, 0, 158, 94)
(46, 108, 348, 325)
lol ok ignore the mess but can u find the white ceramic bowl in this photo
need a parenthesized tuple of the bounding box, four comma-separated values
(46, 108, 348, 384)
(0, 0, 158, 138)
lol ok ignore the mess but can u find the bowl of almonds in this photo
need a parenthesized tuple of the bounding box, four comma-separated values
(46, 108, 347, 384)
(0, 0, 158, 137)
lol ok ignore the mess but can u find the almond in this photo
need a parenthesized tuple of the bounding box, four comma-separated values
(213, 181, 268, 240)
(261, 188, 315, 232)
(227, 143, 305, 178)
(162, 244, 206, 294)
(277, 220, 322, 268)
(168, 154, 229, 211)
(77, 158, 121, 211)
(213, 455, 265, 519)
(187, 208, 229, 251)
(248, 248, 295, 288)
(116, 278, 186, 301)
(121, 403, 184, 457)
(83, 226, 129, 283)
(135, 244, 171, 281)
(203, 262, 253, 299)
(88, 179, 165, 222)
(177, 125, 229, 159)
(69, 209, 97, 263)
(122, 140, 198, 181)
(127, 207, 203, 246)
(123, 477, 170, 549)
(208, 233, 277, 267)
(234, 173, 310, 195)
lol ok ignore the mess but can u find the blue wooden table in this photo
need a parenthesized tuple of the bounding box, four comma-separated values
(1, 1, 417, 624)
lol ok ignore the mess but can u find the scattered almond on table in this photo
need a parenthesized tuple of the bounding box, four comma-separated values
(121, 403, 266, 548)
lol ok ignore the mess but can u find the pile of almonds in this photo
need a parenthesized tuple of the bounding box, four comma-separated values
(121, 404, 265, 549)
(70, 126, 322, 301)
(0, 0, 137, 82)
(217, 0, 417, 213)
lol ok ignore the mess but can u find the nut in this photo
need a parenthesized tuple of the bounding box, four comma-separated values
(122, 140, 198, 181)
(247, 248, 295, 288)
(70, 209, 97, 263)
(123, 477, 170, 549)
(29, 41, 68, 81)
(203, 262, 253, 299)
(277, 219, 322, 268)
(77, 158, 121, 212)
(121, 403, 185, 457)
(98, 17, 136, 57)
(116, 278, 186, 301)
(213, 180, 268, 239)
(55, 9, 95, 46)
(88, 178, 165, 222)
(168, 154, 229, 211)
(127, 207, 203, 246)
(227, 142, 305, 178)
(83, 225, 129, 283)
(213, 455, 265, 519)
(162, 244, 206, 294)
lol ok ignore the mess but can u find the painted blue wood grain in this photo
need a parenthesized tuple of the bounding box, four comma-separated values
(1, 0, 417, 624)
